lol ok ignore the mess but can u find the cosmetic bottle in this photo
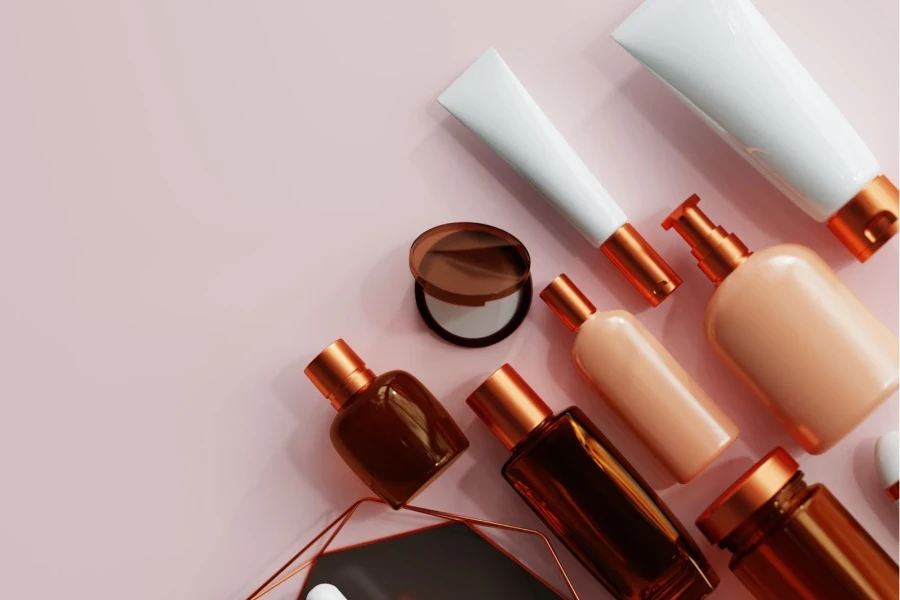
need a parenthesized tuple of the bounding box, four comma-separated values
(305, 339, 469, 509)
(307, 584, 348, 600)
(439, 48, 681, 306)
(541, 274, 737, 483)
(697, 448, 899, 600)
(612, 0, 898, 262)
(876, 432, 899, 505)
(663, 197, 898, 454)
(613, 0, 898, 262)
(467, 364, 718, 600)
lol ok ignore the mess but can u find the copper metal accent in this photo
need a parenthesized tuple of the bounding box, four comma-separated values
(888, 481, 899, 503)
(243, 497, 581, 600)
(540, 274, 597, 332)
(467, 364, 553, 451)
(663, 195, 752, 286)
(600, 223, 682, 306)
(826, 175, 899, 263)
(696, 448, 799, 544)
(304, 339, 375, 409)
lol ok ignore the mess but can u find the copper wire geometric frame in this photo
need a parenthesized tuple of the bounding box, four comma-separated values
(244, 497, 581, 600)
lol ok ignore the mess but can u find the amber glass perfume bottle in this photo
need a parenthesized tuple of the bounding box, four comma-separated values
(697, 448, 899, 600)
(467, 364, 718, 600)
(305, 339, 469, 509)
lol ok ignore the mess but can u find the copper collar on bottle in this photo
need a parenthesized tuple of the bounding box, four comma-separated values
(600, 223, 682, 307)
(540, 274, 597, 332)
(826, 175, 899, 263)
(696, 448, 799, 544)
(662, 195, 751, 285)
(304, 339, 376, 410)
(466, 364, 553, 451)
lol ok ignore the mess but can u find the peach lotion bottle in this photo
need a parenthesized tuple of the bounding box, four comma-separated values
(541, 274, 737, 483)
(305, 339, 469, 509)
(467, 364, 718, 600)
(663, 197, 898, 454)
(697, 448, 899, 600)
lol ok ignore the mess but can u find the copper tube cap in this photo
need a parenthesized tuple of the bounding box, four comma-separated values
(600, 223, 682, 307)
(696, 448, 799, 544)
(827, 175, 899, 263)
(466, 364, 553, 451)
(662, 195, 752, 285)
(304, 339, 376, 410)
(540, 274, 597, 332)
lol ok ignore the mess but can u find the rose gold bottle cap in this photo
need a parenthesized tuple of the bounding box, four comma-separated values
(662, 195, 752, 285)
(601, 223, 682, 306)
(826, 175, 899, 263)
(696, 448, 799, 545)
(540, 274, 597, 332)
(304, 339, 376, 410)
(467, 364, 553, 451)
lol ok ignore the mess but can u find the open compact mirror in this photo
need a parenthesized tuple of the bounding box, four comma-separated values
(409, 223, 532, 347)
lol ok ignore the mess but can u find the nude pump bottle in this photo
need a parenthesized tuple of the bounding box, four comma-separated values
(467, 364, 718, 600)
(663, 197, 899, 454)
(541, 274, 738, 483)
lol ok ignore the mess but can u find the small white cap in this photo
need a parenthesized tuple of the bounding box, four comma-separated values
(875, 431, 899, 503)
(307, 584, 348, 600)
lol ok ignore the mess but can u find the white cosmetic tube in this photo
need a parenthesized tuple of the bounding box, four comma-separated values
(307, 584, 348, 600)
(439, 48, 681, 306)
(613, 0, 898, 262)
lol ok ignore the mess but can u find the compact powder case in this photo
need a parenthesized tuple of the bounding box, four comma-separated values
(409, 223, 532, 347)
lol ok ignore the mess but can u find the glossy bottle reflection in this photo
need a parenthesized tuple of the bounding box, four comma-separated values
(698, 448, 899, 600)
(306, 339, 469, 509)
(467, 364, 718, 600)
(663, 197, 898, 454)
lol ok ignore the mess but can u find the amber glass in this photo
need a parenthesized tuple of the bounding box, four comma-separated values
(721, 474, 899, 600)
(331, 371, 469, 509)
(503, 407, 718, 600)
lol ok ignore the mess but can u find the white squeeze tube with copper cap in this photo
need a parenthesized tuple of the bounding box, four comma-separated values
(438, 48, 682, 306)
(613, 0, 899, 262)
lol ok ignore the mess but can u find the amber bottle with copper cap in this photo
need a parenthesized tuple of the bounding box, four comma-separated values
(540, 274, 737, 483)
(467, 364, 718, 600)
(697, 448, 899, 599)
(663, 196, 899, 454)
(305, 339, 469, 509)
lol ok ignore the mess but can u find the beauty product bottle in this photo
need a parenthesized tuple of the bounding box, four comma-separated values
(697, 448, 899, 600)
(307, 584, 348, 600)
(439, 48, 681, 306)
(541, 274, 737, 483)
(876, 432, 899, 505)
(662, 197, 898, 454)
(613, 0, 898, 262)
(305, 339, 469, 509)
(467, 364, 718, 600)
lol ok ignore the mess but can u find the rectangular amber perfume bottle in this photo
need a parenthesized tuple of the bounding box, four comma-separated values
(467, 364, 718, 600)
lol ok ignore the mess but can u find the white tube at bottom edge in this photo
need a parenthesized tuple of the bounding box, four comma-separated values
(307, 584, 348, 600)
(612, 0, 881, 223)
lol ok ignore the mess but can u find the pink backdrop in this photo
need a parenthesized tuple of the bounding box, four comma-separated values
(0, 0, 897, 598)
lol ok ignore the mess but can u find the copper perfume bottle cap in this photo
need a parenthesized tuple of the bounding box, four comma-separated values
(826, 176, 899, 263)
(467, 364, 553, 451)
(305, 339, 376, 409)
(662, 195, 752, 285)
(601, 223, 682, 306)
(696, 447, 800, 544)
(540, 274, 597, 331)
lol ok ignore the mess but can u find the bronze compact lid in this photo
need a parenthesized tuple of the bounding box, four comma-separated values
(696, 447, 800, 544)
(409, 223, 532, 347)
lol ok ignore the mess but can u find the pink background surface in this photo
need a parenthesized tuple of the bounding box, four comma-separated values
(0, 0, 897, 598)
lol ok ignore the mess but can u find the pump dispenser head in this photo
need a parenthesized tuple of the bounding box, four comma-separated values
(305, 339, 376, 409)
(663, 196, 752, 285)
(540, 274, 597, 331)
(467, 364, 553, 451)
